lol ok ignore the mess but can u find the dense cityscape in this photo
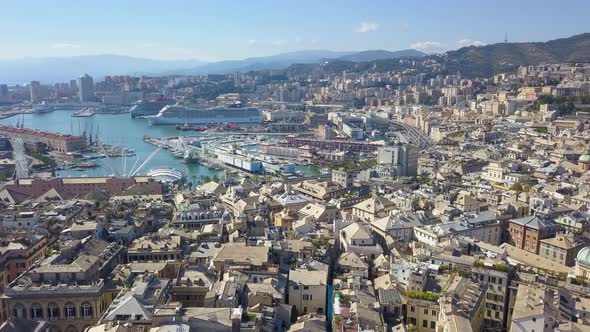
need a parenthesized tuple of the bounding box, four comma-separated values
(2, 3, 590, 332)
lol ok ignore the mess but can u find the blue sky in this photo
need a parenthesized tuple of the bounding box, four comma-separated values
(1, 0, 588, 61)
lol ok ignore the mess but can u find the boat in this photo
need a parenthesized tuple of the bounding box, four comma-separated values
(182, 149, 199, 163)
(77, 162, 98, 168)
(32, 102, 52, 113)
(129, 98, 175, 118)
(83, 153, 106, 160)
(147, 103, 263, 126)
(175, 123, 208, 131)
(72, 108, 96, 117)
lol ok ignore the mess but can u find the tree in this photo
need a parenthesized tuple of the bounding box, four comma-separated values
(510, 182, 524, 192)
(212, 174, 220, 183)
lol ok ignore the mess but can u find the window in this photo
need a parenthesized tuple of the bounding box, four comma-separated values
(65, 303, 76, 319)
(423, 320, 428, 328)
(81, 303, 93, 319)
(431, 321, 436, 329)
(424, 309, 428, 314)
(30, 303, 43, 320)
(410, 306, 415, 313)
(47, 303, 60, 320)
(432, 310, 437, 316)
(13, 304, 26, 319)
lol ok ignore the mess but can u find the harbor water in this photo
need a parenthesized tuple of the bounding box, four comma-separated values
(0, 110, 222, 180)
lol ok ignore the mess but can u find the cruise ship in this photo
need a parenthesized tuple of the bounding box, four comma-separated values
(129, 98, 175, 118)
(147, 104, 263, 125)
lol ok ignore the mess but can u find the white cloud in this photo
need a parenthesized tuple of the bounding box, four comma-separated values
(457, 39, 485, 47)
(410, 41, 444, 52)
(51, 43, 80, 49)
(272, 40, 288, 47)
(248, 39, 257, 46)
(356, 22, 379, 33)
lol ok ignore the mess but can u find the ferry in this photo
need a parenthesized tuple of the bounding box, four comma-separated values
(129, 98, 175, 118)
(147, 103, 262, 126)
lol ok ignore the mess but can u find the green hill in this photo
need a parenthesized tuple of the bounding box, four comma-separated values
(444, 33, 590, 77)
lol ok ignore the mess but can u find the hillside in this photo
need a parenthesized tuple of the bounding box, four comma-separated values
(180, 49, 425, 75)
(443, 33, 590, 77)
(337, 49, 425, 62)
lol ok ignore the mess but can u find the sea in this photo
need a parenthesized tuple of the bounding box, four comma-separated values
(0, 110, 222, 180)
(0, 110, 319, 180)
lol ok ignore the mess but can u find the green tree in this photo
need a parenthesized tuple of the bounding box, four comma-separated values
(510, 182, 524, 191)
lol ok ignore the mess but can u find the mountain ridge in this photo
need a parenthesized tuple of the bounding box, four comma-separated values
(0, 49, 425, 83)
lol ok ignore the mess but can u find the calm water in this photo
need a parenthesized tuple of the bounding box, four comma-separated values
(0, 110, 222, 179)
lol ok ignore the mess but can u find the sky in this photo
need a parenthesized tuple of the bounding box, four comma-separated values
(1, 0, 588, 61)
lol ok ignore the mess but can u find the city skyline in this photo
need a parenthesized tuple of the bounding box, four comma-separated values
(1, 0, 589, 61)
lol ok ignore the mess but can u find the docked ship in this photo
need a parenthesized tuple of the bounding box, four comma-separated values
(129, 98, 175, 118)
(147, 104, 263, 126)
(32, 102, 52, 113)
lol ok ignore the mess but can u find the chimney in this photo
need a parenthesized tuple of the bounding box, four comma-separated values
(231, 306, 242, 332)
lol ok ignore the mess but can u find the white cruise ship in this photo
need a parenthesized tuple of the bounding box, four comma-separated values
(147, 104, 262, 125)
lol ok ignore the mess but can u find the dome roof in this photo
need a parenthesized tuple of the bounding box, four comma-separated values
(577, 246, 590, 266)
(579, 154, 590, 163)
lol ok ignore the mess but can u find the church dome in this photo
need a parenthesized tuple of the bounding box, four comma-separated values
(576, 246, 590, 267)
(579, 154, 590, 163)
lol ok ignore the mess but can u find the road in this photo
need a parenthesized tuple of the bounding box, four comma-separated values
(9, 137, 30, 178)
(392, 120, 433, 150)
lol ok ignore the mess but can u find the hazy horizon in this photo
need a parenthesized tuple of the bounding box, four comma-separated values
(1, 0, 589, 62)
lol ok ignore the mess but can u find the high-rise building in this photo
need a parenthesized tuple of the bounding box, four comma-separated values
(29, 80, 41, 103)
(0, 84, 8, 98)
(377, 142, 418, 176)
(77, 73, 94, 102)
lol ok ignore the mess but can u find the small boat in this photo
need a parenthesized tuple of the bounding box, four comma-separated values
(77, 162, 98, 168)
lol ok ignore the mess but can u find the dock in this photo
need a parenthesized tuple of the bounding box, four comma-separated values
(72, 109, 96, 117)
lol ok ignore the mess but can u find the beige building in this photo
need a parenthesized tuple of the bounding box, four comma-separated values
(288, 269, 327, 316)
(539, 234, 586, 267)
(1, 255, 116, 332)
(437, 276, 486, 332)
(211, 243, 270, 275)
(293, 180, 346, 201)
(406, 295, 439, 332)
(170, 266, 215, 307)
(352, 196, 395, 222)
(127, 235, 182, 263)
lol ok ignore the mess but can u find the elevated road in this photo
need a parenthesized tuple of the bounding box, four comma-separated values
(9, 137, 30, 178)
